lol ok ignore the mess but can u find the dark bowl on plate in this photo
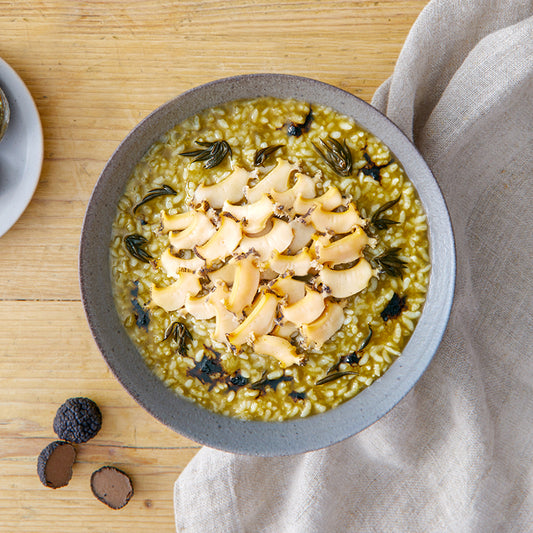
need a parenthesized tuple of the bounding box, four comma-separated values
(80, 74, 455, 456)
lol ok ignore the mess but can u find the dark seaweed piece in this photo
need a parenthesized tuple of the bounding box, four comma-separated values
(370, 195, 401, 231)
(187, 345, 225, 390)
(180, 140, 232, 169)
(131, 298, 150, 331)
(316, 371, 357, 386)
(253, 144, 285, 166)
(133, 185, 177, 213)
(328, 325, 373, 372)
(289, 390, 306, 402)
(250, 371, 293, 397)
(369, 247, 408, 278)
(312, 136, 353, 177)
(381, 293, 407, 322)
(360, 152, 394, 183)
(286, 106, 313, 137)
(130, 281, 150, 331)
(124, 234, 153, 263)
(225, 372, 250, 393)
(53, 397, 102, 444)
(164, 321, 193, 356)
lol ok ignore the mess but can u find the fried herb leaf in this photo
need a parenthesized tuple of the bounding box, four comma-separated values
(370, 195, 401, 231)
(253, 144, 284, 166)
(366, 247, 408, 278)
(124, 234, 153, 263)
(133, 185, 177, 213)
(180, 140, 232, 169)
(381, 293, 407, 321)
(164, 321, 193, 356)
(287, 106, 313, 137)
(360, 152, 394, 183)
(316, 371, 357, 386)
(312, 136, 353, 177)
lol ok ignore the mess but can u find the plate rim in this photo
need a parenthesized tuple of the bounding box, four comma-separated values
(0, 56, 44, 238)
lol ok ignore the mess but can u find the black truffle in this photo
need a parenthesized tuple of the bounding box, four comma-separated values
(53, 397, 102, 443)
(91, 466, 134, 509)
(37, 440, 76, 488)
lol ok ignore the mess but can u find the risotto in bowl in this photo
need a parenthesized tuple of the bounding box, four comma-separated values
(80, 74, 455, 455)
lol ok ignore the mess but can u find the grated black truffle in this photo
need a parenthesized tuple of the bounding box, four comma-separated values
(53, 397, 102, 443)
(37, 440, 76, 489)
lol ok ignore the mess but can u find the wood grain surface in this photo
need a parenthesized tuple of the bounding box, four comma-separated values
(0, 1, 428, 531)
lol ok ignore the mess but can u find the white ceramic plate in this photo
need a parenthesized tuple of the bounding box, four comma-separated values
(0, 57, 43, 238)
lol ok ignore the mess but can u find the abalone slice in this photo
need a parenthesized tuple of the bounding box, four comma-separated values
(222, 194, 275, 234)
(193, 166, 254, 208)
(319, 259, 375, 298)
(168, 212, 216, 251)
(150, 272, 202, 312)
(245, 159, 299, 202)
(309, 203, 364, 234)
(300, 301, 345, 349)
(227, 292, 279, 348)
(238, 218, 293, 262)
(253, 334, 303, 368)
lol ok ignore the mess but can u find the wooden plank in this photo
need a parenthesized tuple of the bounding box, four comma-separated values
(0, 301, 199, 448)
(0, 301, 199, 530)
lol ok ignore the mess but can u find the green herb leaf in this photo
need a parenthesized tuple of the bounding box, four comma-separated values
(180, 140, 232, 169)
(133, 185, 177, 213)
(358, 325, 373, 351)
(370, 195, 401, 230)
(124, 234, 153, 263)
(316, 371, 357, 386)
(164, 321, 193, 356)
(367, 247, 408, 278)
(253, 144, 284, 166)
(312, 136, 352, 177)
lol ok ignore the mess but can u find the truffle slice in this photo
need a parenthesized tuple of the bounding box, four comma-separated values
(37, 441, 76, 489)
(53, 397, 102, 444)
(91, 466, 134, 509)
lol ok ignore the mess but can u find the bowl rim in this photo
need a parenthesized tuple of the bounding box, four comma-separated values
(80, 73, 455, 456)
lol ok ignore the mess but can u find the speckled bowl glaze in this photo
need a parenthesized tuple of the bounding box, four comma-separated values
(80, 74, 455, 456)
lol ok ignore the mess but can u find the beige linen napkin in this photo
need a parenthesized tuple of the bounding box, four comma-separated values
(174, 1, 533, 531)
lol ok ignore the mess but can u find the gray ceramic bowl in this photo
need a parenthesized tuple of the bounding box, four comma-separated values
(80, 74, 455, 456)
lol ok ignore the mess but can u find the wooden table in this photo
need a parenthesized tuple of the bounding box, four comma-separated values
(0, 2, 428, 531)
